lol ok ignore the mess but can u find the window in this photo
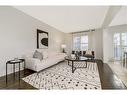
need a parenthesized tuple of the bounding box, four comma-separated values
(81, 36, 88, 50)
(73, 36, 80, 50)
(73, 35, 88, 51)
(113, 32, 127, 60)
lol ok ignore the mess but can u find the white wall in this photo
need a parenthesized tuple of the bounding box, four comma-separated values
(103, 28, 114, 63)
(0, 7, 65, 77)
(93, 29, 103, 59)
(103, 24, 127, 63)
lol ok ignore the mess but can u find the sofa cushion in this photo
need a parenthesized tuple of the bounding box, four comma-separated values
(33, 50, 43, 60)
(42, 51, 48, 59)
(84, 54, 94, 58)
(48, 51, 59, 57)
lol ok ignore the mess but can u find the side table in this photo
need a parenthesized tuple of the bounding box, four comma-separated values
(6, 59, 25, 84)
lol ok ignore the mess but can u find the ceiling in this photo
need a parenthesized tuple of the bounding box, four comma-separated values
(14, 6, 109, 33)
(110, 6, 127, 26)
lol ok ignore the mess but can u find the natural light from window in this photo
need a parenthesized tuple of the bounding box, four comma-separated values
(73, 35, 88, 51)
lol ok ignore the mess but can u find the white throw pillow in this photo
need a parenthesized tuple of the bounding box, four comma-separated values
(33, 50, 43, 60)
(86, 50, 92, 55)
(35, 49, 48, 59)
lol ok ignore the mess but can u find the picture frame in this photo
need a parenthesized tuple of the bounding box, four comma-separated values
(37, 29, 48, 49)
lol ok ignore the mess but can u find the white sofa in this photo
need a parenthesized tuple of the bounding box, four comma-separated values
(24, 49, 67, 72)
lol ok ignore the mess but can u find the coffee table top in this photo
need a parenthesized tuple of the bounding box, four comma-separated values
(65, 56, 88, 61)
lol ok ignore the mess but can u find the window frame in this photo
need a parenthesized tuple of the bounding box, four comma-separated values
(73, 35, 88, 51)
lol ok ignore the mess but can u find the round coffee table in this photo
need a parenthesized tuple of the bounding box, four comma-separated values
(65, 56, 88, 73)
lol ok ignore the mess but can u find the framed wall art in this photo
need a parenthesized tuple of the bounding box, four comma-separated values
(37, 29, 48, 49)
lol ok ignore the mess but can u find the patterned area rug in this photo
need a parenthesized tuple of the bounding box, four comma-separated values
(22, 61, 101, 90)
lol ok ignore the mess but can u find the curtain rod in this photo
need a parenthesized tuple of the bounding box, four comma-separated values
(71, 29, 95, 34)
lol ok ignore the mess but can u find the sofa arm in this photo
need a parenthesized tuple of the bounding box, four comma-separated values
(25, 57, 41, 71)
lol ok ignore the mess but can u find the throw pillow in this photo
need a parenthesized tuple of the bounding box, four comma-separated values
(86, 50, 92, 55)
(33, 50, 43, 60)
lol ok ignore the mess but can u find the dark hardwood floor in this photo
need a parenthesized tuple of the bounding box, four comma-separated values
(96, 60, 126, 89)
(0, 60, 126, 89)
(0, 69, 36, 89)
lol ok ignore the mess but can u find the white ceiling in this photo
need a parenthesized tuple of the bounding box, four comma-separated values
(110, 6, 127, 26)
(14, 6, 109, 33)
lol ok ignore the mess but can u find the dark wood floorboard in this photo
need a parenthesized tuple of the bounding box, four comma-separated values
(0, 60, 126, 89)
(96, 60, 126, 89)
(0, 69, 36, 89)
